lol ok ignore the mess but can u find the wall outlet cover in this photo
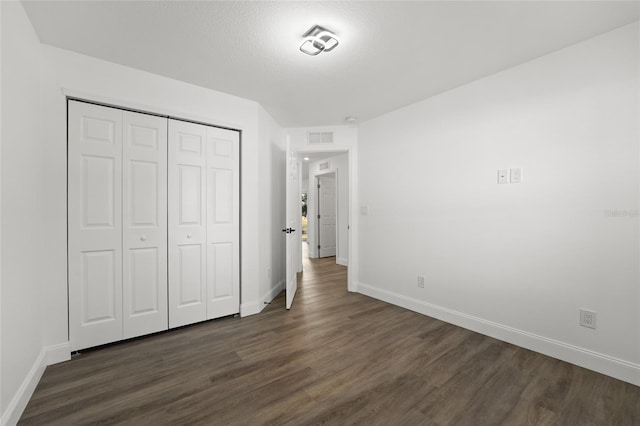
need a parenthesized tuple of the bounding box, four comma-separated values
(510, 168, 522, 183)
(580, 309, 597, 329)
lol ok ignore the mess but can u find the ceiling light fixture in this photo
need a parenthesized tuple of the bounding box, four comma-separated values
(300, 25, 339, 56)
(345, 116, 357, 123)
(303, 157, 310, 161)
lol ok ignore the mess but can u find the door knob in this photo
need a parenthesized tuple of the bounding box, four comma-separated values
(187, 234, 192, 239)
(140, 236, 147, 241)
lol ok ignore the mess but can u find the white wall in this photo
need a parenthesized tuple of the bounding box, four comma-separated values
(257, 106, 286, 308)
(1, 2, 46, 423)
(307, 153, 349, 264)
(358, 23, 640, 385)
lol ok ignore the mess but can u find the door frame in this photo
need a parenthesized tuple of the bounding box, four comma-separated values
(291, 146, 358, 293)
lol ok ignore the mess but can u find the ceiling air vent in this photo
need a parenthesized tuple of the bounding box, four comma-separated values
(308, 131, 334, 144)
(319, 161, 330, 171)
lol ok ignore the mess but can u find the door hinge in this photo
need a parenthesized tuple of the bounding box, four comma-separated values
(317, 214, 321, 219)
(317, 184, 320, 189)
(318, 245, 321, 250)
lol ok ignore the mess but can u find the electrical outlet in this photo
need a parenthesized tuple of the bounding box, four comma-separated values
(580, 309, 597, 329)
(510, 168, 522, 184)
(417, 276, 425, 288)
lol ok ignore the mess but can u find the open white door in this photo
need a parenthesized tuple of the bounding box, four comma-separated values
(284, 143, 298, 309)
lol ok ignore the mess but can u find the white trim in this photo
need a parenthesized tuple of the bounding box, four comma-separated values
(1, 350, 46, 426)
(240, 301, 261, 317)
(358, 282, 640, 386)
(336, 258, 348, 266)
(260, 280, 285, 311)
(45, 342, 71, 366)
(61, 88, 245, 132)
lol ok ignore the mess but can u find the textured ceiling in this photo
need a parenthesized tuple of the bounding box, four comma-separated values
(22, 1, 640, 127)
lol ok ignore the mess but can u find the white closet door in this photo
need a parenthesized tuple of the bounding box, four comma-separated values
(168, 119, 207, 327)
(122, 111, 168, 338)
(68, 101, 123, 351)
(206, 126, 240, 318)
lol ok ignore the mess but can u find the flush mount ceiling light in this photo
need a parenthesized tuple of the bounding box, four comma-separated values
(300, 25, 339, 56)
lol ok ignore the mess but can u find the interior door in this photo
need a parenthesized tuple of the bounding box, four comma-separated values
(206, 126, 240, 318)
(318, 174, 337, 257)
(122, 111, 168, 338)
(285, 144, 298, 310)
(168, 119, 207, 328)
(68, 101, 123, 351)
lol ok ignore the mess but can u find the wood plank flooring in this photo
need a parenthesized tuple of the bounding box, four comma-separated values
(20, 249, 640, 425)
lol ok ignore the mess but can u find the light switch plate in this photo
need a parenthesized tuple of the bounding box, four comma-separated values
(510, 168, 522, 183)
(360, 206, 369, 216)
(498, 169, 509, 184)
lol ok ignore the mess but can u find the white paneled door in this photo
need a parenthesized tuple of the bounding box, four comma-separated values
(206, 126, 240, 318)
(69, 101, 170, 350)
(122, 111, 168, 339)
(168, 120, 240, 327)
(168, 120, 207, 328)
(68, 101, 124, 351)
(318, 174, 337, 258)
(70, 100, 239, 350)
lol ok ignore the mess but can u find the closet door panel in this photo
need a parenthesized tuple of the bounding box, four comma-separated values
(168, 119, 207, 327)
(68, 101, 123, 351)
(206, 127, 240, 318)
(122, 111, 168, 339)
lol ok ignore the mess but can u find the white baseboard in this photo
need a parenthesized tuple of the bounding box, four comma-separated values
(45, 342, 71, 365)
(260, 280, 285, 312)
(241, 280, 286, 317)
(240, 301, 260, 317)
(357, 282, 640, 386)
(336, 257, 348, 266)
(1, 350, 46, 426)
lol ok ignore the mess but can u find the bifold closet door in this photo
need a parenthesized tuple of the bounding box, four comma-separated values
(69, 101, 168, 351)
(168, 120, 208, 328)
(68, 101, 124, 351)
(168, 120, 240, 327)
(206, 126, 240, 318)
(122, 111, 168, 339)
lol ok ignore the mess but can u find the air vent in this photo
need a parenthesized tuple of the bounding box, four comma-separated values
(308, 132, 334, 144)
(319, 161, 330, 170)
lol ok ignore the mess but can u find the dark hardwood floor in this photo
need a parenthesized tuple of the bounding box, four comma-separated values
(20, 247, 640, 425)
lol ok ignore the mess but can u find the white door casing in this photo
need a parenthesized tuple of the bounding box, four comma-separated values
(168, 119, 207, 328)
(285, 143, 299, 310)
(318, 174, 337, 258)
(206, 126, 240, 318)
(122, 111, 168, 339)
(68, 101, 124, 351)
